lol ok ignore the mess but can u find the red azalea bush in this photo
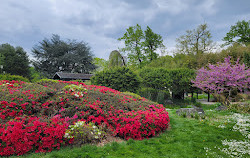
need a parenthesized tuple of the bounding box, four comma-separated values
(0, 79, 170, 156)
(0, 115, 70, 156)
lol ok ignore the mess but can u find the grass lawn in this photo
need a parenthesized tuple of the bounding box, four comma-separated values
(15, 104, 249, 158)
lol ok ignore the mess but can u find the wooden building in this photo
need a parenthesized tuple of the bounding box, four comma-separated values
(53, 72, 93, 81)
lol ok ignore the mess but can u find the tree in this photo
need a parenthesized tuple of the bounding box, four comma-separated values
(118, 24, 145, 67)
(176, 23, 214, 55)
(143, 26, 164, 61)
(169, 68, 196, 100)
(223, 20, 250, 46)
(93, 57, 109, 72)
(0, 43, 30, 78)
(91, 67, 141, 93)
(108, 50, 126, 68)
(192, 57, 250, 105)
(32, 34, 96, 78)
(145, 55, 177, 69)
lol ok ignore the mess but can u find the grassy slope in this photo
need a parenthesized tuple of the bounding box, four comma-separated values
(16, 105, 247, 158)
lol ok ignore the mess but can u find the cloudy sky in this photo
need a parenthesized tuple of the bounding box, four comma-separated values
(0, 0, 249, 59)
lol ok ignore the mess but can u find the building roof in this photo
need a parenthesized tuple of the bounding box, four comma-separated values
(53, 72, 93, 80)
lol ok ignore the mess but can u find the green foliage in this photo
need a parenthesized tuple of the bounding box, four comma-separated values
(118, 24, 165, 68)
(139, 68, 171, 90)
(118, 24, 145, 67)
(91, 67, 141, 93)
(108, 50, 126, 68)
(32, 34, 96, 78)
(138, 87, 170, 104)
(36, 78, 59, 84)
(63, 84, 87, 92)
(176, 23, 214, 55)
(93, 57, 109, 72)
(169, 68, 196, 99)
(0, 43, 30, 78)
(145, 55, 177, 69)
(228, 103, 250, 113)
(223, 20, 250, 46)
(122, 91, 143, 100)
(0, 74, 29, 82)
(220, 43, 250, 66)
(138, 68, 195, 100)
(64, 121, 106, 146)
(29, 67, 44, 82)
(143, 26, 164, 61)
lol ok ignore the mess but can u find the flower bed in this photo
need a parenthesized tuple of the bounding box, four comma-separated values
(0, 80, 170, 156)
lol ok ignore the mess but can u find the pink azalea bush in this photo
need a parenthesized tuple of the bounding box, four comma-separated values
(192, 56, 250, 104)
(0, 80, 170, 156)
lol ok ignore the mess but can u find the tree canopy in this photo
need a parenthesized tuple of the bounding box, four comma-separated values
(108, 50, 126, 68)
(32, 34, 96, 78)
(118, 24, 165, 68)
(176, 23, 213, 55)
(223, 20, 250, 46)
(192, 57, 250, 105)
(0, 43, 30, 78)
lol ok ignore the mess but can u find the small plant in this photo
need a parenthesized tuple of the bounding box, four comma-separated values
(63, 84, 87, 92)
(181, 112, 187, 118)
(64, 121, 106, 146)
(122, 91, 143, 100)
(214, 102, 222, 108)
(201, 115, 206, 119)
(194, 113, 199, 120)
(190, 113, 194, 118)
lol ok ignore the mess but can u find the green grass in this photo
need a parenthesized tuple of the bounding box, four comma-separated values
(14, 104, 249, 158)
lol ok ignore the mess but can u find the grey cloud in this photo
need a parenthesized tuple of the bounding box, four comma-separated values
(0, 0, 249, 60)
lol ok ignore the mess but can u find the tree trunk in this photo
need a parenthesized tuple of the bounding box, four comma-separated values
(207, 92, 210, 102)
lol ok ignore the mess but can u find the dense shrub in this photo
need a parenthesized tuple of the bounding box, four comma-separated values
(65, 121, 106, 146)
(139, 68, 195, 100)
(91, 67, 141, 93)
(169, 68, 196, 99)
(139, 68, 171, 90)
(0, 80, 170, 156)
(139, 87, 170, 105)
(0, 116, 70, 156)
(0, 74, 29, 82)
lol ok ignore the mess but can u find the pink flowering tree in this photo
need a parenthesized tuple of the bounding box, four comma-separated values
(192, 56, 250, 105)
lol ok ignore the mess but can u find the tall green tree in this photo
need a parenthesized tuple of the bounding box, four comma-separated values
(0, 44, 30, 78)
(223, 20, 250, 46)
(118, 24, 145, 67)
(108, 50, 126, 68)
(93, 57, 109, 72)
(143, 26, 164, 61)
(32, 34, 96, 78)
(176, 23, 213, 55)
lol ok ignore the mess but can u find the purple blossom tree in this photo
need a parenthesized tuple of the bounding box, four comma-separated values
(192, 56, 250, 105)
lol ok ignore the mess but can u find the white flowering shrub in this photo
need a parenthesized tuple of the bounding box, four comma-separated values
(218, 113, 249, 157)
(64, 121, 106, 146)
(63, 84, 87, 92)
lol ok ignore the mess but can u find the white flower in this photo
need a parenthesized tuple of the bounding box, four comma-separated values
(64, 133, 69, 138)
(94, 136, 99, 139)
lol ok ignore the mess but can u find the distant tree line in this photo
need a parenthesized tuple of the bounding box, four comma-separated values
(92, 20, 249, 102)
